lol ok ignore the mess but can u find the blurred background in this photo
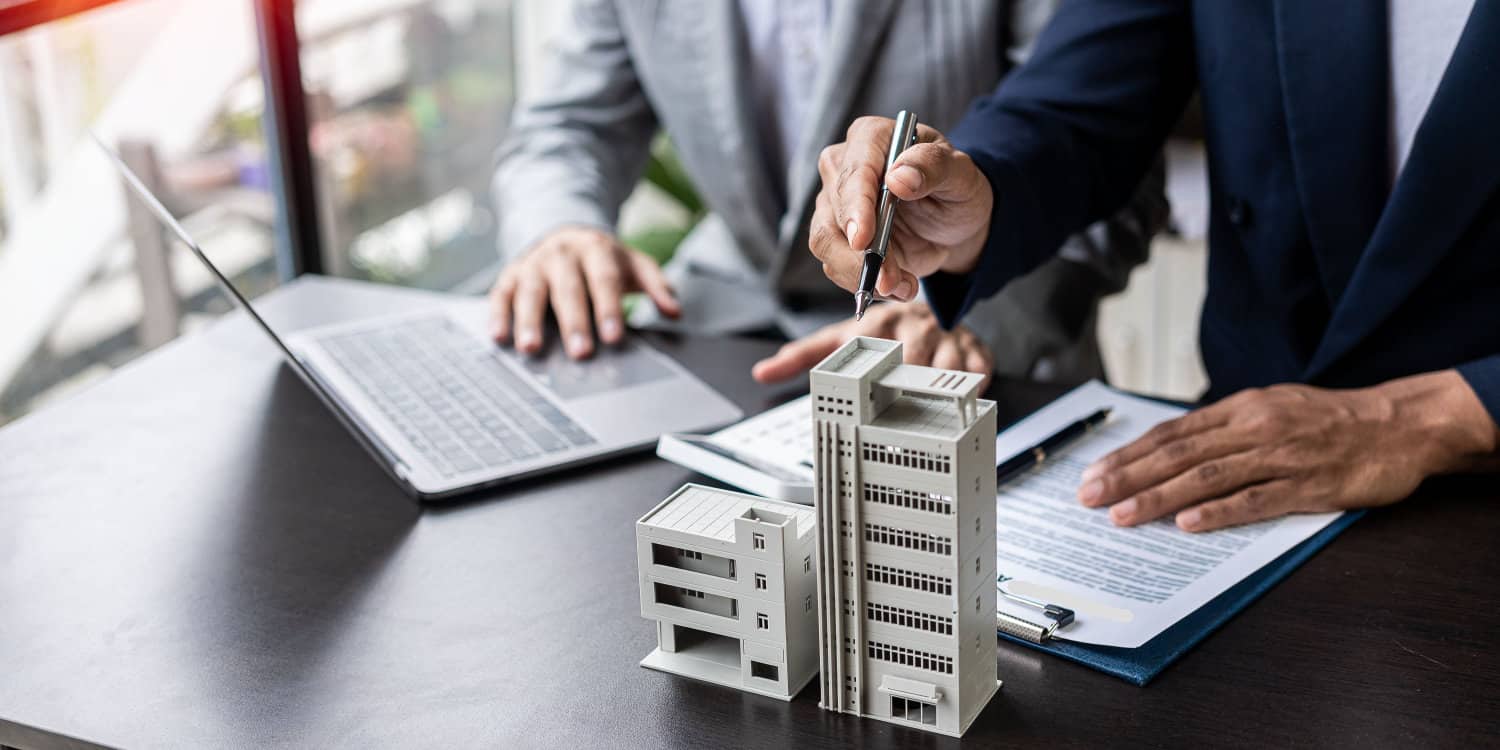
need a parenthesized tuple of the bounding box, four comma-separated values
(0, 0, 1208, 428)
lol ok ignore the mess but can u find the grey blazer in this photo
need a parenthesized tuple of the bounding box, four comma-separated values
(493, 0, 1167, 384)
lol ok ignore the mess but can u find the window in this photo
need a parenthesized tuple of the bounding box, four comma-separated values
(861, 443, 950, 473)
(804, 594, 813, 612)
(298, 0, 518, 290)
(866, 602, 953, 635)
(803, 555, 812, 573)
(754, 573, 767, 590)
(976, 556, 981, 574)
(862, 482, 953, 514)
(750, 661, 779, 681)
(891, 696, 937, 726)
(864, 562, 953, 596)
(752, 532, 766, 550)
(863, 523, 953, 556)
(867, 641, 953, 674)
(0, 0, 282, 428)
(756, 613, 769, 630)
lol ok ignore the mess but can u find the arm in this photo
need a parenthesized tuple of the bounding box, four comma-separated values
(488, 0, 678, 359)
(927, 0, 1194, 327)
(808, 0, 1194, 326)
(492, 0, 658, 260)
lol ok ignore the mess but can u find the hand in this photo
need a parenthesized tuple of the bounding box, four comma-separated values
(751, 302, 994, 386)
(489, 226, 679, 359)
(1077, 371, 1500, 532)
(809, 116, 995, 300)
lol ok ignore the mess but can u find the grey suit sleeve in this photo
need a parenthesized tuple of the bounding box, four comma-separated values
(492, 0, 659, 260)
(956, 0, 1169, 381)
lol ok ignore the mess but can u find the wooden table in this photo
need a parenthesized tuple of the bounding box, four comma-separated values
(1, 277, 1496, 749)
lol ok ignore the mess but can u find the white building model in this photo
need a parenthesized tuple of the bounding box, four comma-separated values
(810, 337, 1000, 737)
(636, 484, 820, 700)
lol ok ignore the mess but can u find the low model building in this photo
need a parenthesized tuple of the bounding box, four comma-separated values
(810, 336, 1000, 737)
(636, 483, 819, 700)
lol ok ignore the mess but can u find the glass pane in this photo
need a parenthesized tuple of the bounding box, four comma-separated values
(0, 0, 279, 427)
(297, 0, 515, 290)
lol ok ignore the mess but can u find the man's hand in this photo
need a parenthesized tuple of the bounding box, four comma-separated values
(751, 303, 994, 386)
(489, 226, 679, 359)
(1078, 371, 1500, 532)
(809, 116, 995, 300)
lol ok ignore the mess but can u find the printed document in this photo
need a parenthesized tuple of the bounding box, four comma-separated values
(996, 381, 1343, 648)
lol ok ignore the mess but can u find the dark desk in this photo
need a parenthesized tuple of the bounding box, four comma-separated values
(1, 277, 1497, 749)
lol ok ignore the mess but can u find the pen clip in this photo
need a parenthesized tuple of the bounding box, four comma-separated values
(997, 580, 1076, 628)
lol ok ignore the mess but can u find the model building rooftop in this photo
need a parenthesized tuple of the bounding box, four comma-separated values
(639, 484, 816, 542)
(812, 337, 991, 438)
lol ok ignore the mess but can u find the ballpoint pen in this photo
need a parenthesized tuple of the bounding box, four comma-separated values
(853, 110, 920, 321)
(995, 407, 1113, 485)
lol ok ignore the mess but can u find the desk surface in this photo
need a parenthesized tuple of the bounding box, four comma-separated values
(2, 277, 1497, 749)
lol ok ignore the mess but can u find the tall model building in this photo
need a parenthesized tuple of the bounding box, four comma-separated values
(810, 337, 999, 737)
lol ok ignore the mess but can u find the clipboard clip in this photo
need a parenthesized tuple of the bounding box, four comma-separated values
(996, 579, 1076, 644)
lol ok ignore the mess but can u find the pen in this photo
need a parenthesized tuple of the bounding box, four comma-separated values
(995, 407, 1112, 485)
(853, 110, 920, 321)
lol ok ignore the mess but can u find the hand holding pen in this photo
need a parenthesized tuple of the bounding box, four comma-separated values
(809, 116, 996, 303)
(853, 111, 920, 320)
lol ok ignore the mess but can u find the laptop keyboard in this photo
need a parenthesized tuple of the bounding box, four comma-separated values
(317, 316, 596, 478)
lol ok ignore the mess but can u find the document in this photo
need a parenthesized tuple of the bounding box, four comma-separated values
(995, 381, 1343, 648)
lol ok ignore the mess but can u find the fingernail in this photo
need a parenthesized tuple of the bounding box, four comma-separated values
(891, 165, 922, 191)
(1177, 508, 1203, 530)
(1081, 463, 1104, 483)
(490, 324, 504, 341)
(1078, 479, 1103, 506)
(599, 318, 622, 342)
(1110, 497, 1137, 524)
(568, 332, 591, 357)
(517, 330, 538, 350)
(846, 220, 859, 242)
(894, 279, 914, 300)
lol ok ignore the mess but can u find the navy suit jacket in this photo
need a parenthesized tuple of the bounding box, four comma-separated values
(930, 0, 1500, 424)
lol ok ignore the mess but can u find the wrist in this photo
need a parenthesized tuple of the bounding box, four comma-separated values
(1373, 370, 1499, 476)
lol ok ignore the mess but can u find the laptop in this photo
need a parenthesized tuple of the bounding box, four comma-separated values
(100, 139, 743, 501)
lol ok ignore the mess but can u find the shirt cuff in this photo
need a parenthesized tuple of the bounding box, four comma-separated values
(1455, 354, 1500, 430)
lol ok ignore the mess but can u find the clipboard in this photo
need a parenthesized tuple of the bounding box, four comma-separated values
(996, 510, 1363, 686)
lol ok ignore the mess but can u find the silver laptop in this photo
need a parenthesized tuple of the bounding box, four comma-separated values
(101, 140, 743, 501)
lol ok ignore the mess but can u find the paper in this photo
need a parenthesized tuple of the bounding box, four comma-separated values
(708, 395, 815, 481)
(995, 381, 1342, 648)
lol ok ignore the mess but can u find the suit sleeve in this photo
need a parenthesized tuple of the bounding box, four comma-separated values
(1456, 356, 1500, 428)
(926, 0, 1197, 329)
(491, 0, 658, 260)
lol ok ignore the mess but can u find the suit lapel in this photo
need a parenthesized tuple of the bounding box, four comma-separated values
(1272, 0, 1389, 305)
(776, 0, 901, 254)
(677, 0, 783, 270)
(1305, 0, 1500, 377)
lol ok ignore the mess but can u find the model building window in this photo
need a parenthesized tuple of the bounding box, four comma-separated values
(752, 532, 766, 550)
(754, 573, 768, 590)
(891, 696, 937, 726)
(751, 661, 779, 681)
(757, 613, 770, 629)
(803, 555, 812, 573)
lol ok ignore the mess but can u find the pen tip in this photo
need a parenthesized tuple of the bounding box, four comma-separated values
(853, 292, 871, 321)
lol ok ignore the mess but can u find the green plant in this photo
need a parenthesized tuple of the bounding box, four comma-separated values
(621, 134, 704, 265)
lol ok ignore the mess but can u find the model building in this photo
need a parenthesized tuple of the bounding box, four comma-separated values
(809, 336, 1000, 737)
(636, 484, 820, 700)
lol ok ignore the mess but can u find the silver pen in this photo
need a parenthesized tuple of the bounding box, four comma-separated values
(853, 110, 920, 321)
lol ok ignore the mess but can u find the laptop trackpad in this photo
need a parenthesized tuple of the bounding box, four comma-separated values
(516, 340, 674, 400)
